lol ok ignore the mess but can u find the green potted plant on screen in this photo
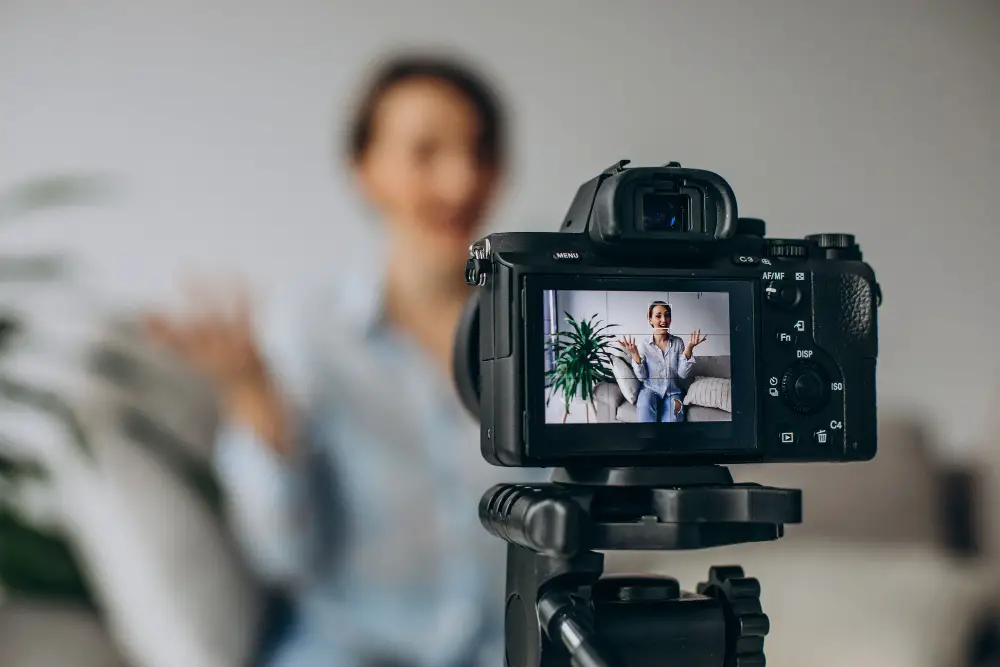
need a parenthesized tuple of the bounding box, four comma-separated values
(545, 312, 618, 423)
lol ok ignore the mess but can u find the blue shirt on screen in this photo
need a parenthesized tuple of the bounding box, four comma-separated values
(631, 334, 696, 398)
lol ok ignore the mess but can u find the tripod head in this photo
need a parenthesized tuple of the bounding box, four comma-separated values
(480, 466, 802, 667)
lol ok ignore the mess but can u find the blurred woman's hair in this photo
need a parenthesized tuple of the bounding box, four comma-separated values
(346, 52, 507, 168)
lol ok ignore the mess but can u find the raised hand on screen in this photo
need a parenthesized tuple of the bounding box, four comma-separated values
(617, 335, 642, 364)
(685, 328, 708, 357)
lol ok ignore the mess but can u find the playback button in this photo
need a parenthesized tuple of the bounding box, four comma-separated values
(779, 431, 798, 445)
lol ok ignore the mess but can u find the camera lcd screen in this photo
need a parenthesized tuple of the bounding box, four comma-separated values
(543, 289, 732, 425)
(641, 193, 688, 232)
(526, 277, 757, 459)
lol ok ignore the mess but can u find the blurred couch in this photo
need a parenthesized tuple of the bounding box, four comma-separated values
(0, 600, 126, 667)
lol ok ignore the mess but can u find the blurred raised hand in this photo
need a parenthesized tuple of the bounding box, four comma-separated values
(143, 280, 293, 456)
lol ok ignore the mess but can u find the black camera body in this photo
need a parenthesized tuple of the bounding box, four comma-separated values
(458, 160, 880, 469)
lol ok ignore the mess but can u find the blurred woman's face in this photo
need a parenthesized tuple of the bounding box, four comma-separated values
(356, 77, 501, 255)
(649, 305, 671, 333)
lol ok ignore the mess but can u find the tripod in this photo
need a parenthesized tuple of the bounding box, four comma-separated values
(479, 465, 802, 667)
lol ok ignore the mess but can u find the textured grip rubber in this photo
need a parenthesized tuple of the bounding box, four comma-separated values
(812, 269, 878, 459)
(812, 271, 877, 358)
(479, 483, 585, 557)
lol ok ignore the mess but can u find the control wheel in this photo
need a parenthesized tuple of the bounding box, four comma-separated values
(780, 362, 830, 414)
(767, 240, 807, 258)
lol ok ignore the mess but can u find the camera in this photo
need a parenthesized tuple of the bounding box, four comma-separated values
(452, 160, 881, 667)
(456, 159, 879, 469)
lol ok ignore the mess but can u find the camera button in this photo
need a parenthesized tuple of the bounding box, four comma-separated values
(779, 284, 800, 305)
(794, 372, 825, 402)
(776, 332, 797, 346)
(765, 282, 801, 308)
(733, 254, 760, 266)
(780, 362, 830, 414)
(779, 431, 797, 445)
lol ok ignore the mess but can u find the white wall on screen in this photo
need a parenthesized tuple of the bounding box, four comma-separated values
(552, 290, 731, 357)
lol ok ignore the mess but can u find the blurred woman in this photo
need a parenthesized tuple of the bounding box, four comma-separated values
(146, 53, 530, 667)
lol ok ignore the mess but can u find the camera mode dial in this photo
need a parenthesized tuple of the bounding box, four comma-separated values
(806, 233, 860, 260)
(780, 362, 830, 414)
(806, 233, 855, 250)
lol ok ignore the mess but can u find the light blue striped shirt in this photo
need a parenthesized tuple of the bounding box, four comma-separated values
(631, 334, 696, 398)
(213, 263, 541, 667)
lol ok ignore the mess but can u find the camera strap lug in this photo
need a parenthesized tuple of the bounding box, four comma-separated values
(466, 239, 492, 287)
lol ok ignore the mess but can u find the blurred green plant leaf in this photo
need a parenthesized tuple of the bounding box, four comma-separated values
(0, 254, 71, 281)
(0, 173, 115, 225)
(0, 510, 94, 606)
(0, 454, 92, 605)
(0, 374, 94, 457)
(0, 171, 108, 607)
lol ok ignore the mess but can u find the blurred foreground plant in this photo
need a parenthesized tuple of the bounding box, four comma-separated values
(0, 173, 111, 606)
(0, 172, 263, 667)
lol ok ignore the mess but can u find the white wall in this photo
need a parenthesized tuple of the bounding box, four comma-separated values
(1, 0, 998, 451)
(555, 290, 731, 357)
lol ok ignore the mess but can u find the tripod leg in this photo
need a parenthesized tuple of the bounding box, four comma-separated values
(503, 543, 604, 667)
(538, 589, 619, 667)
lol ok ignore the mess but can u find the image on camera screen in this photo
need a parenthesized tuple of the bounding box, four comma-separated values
(543, 289, 732, 425)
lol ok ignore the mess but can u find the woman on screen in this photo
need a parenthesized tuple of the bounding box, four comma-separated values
(618, 301, 707, 423)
